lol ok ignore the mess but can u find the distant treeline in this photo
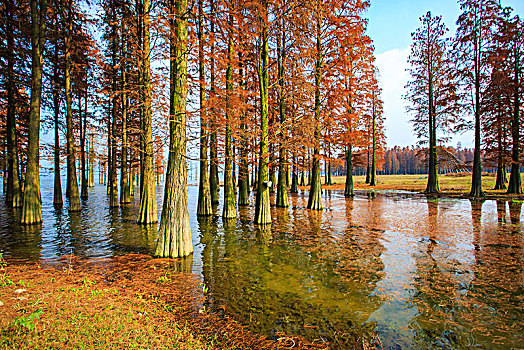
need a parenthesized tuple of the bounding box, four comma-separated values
(329, 146, 523, 177)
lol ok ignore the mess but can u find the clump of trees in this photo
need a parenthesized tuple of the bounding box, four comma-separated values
(405, 1, 523, 196)
(2, 0, 521, 259)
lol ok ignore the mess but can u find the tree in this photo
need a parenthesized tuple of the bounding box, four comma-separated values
(155, 0, 192, 258)
(275, 0, 289, 208)
(21, 0, 46, 224)
(454, 0, 501, 197)
(254, 0, 271, 225)
(3, 0, 25, 208)
(137, 0, 158, 223)
(222, 3, 236, 219)
(196, 0, 212, 216)
(501, 14, 523, 194)
(64, 0, 81, 212)
(405, 11, 458, 193)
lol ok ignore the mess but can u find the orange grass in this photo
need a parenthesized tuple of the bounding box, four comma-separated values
(316, 173, 524, 198)
(0, 254, 326, 350)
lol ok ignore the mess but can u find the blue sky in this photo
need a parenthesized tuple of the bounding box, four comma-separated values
(367, 0, 524, 147)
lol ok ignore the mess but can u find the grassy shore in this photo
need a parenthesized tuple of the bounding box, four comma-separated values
(0, 254, 325, 350)
(318, 173, 524, 198)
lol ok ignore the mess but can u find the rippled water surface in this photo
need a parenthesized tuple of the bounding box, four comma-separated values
(1, 176, 523, 349)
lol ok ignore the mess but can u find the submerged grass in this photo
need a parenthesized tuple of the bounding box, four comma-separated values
(0, 254, 326, 350)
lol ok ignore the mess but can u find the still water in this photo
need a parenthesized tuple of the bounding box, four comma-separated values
(1, 176, 523, 349)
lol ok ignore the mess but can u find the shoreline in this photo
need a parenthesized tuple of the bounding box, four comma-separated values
(0, 254, 330, 349)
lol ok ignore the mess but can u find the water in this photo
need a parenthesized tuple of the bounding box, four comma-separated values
(1, 176, 523, 349)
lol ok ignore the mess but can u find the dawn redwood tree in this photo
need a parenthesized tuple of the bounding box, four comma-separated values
(307, 1, 324, 211)
(275, 2, 289, 208)
(454, 0, 501, 198)
(51, 38, 63, 206)
(483, 66, 511, 190)
(196, 0, 212, 216)
(254, 0, 271, 225)
(208, 0, 219, 205)
(120, 18, 131, 204)
(64, 0, 81, 212)
(156, 0, 192, 258)
(368, 75, 384, 187)
(137, 0, 158, 224)
(21, 0, 46, 224)
(3, 0, 24, 208)
(405, 11, 459, 193)
(501, 14, 523, 194)
(222, 5, 237, 220)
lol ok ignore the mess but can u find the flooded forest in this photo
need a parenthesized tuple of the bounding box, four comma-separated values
(0, 0, 523, 348)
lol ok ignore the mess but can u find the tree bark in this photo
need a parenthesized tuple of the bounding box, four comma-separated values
(21, 0, 46, 224)
(507, 43, 522, 194)
(155, 0, 192, 258)
(307, 18, 322, 211)
(370, 93, 377, 187)
(223, 10, 236, 219)
(290, 153, 298, 193)
(137, 0, 158, 223)
(344, 145, 354, 197)
(469, 37, 485, 197)
(5, 0, 22, 208)
(254, 1, 271, 225)
(237, 52, 250, 206)
(109, 8, 119, 208)
(120, 28, 131, 204)
(53, 55, 63, 206)
(196, 0, 212, 216)
(276, 19, 288, 208)
(209, 0, 219, 205)
(80, 89, 88, 199)
(65, 0, 81, 212)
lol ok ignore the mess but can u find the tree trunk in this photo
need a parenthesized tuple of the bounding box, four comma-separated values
(80, 89, 88, 199)
(196, 0, 212, 216)
(21, 0, 46, 224)
(290, 153, 298, 194)
(137, 0, 158, 223)
(88, 133, 95, 187)
(120, 29, 131, 204)
(237, 52, 250, 207)
(344, 145, 354, 197)
(155, 0, 192, 258)
(223, 11, 236, 220)
(5, 0, 22, 208)
(370, 95, 377, 187)
(254, 2, 271, 225)
(507, 45, 522, 194)
(136, 0, 144, 198)
(106, 102, 111, 195)
(209, 0, 219, 205)
(470, 43, 485, 197)
(65, 1, 81, 212)
(109, 12, 119, 208)
(426, 79, 439, 193)
(276, 21, 288, 208)
(365, 150, 370, 184)
(53, 62, 63, 206)
(307, 19, 322, 211)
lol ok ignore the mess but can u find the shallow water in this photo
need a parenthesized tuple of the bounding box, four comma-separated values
(1, 176, 523, 349)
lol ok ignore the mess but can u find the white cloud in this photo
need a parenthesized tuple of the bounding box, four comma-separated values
(375, 47, 414, 147)
(375, 47, 474, 148)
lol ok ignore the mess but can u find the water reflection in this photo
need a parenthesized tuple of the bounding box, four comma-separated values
(0, 177, 523, 349)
